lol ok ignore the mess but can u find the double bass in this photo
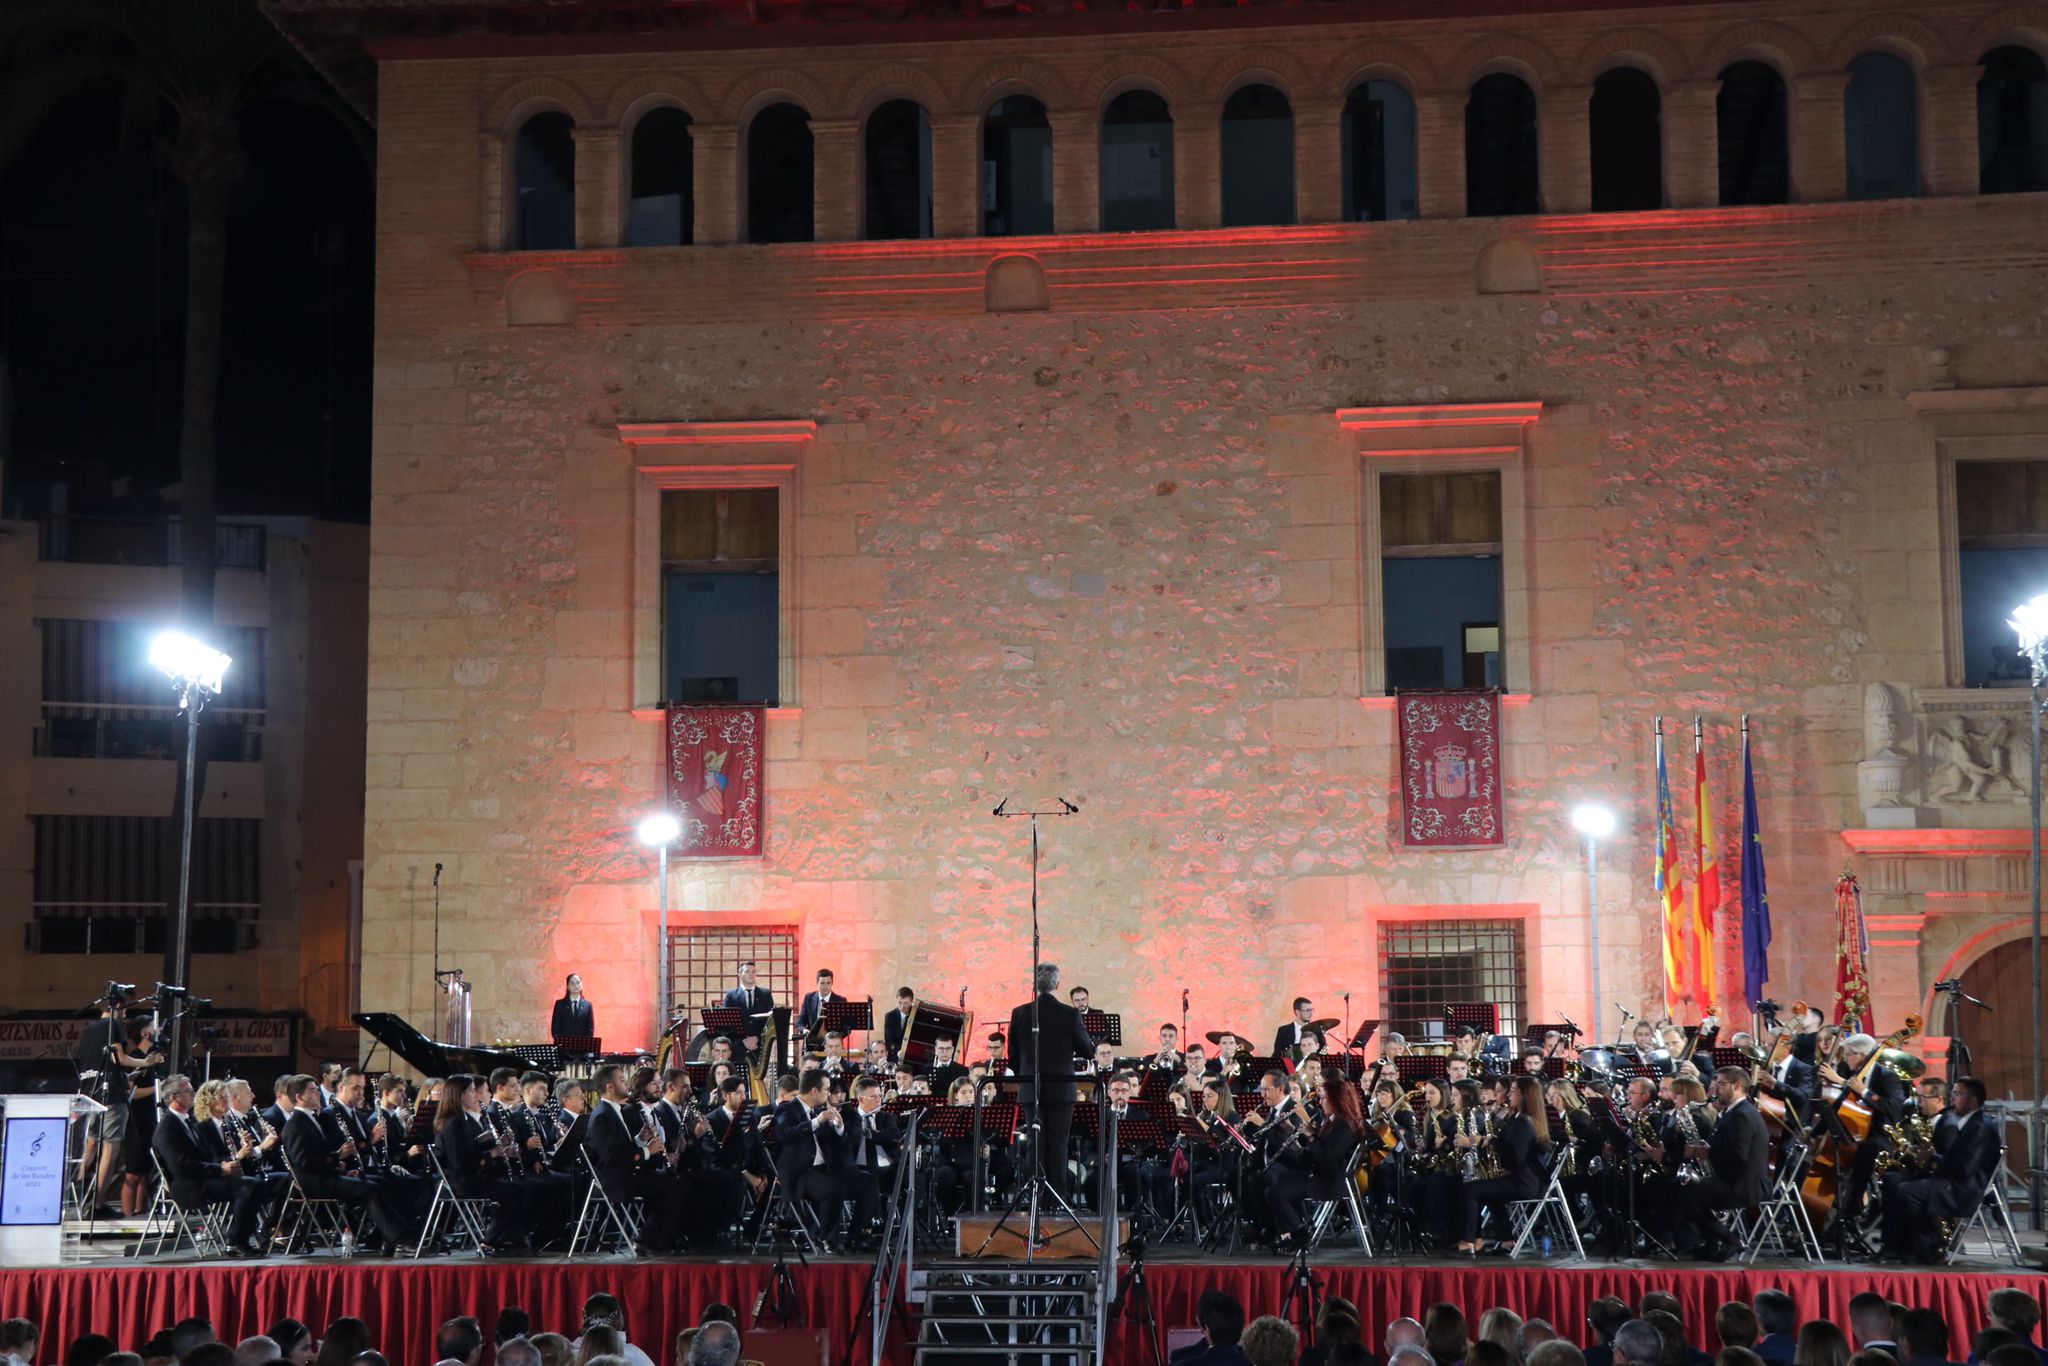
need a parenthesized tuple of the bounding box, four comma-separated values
(1798, 1013, 1920, 1229)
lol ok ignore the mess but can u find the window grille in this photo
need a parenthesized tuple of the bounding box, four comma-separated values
(666, 923, 798, 1023)
(1378, 918, 1526, 1043)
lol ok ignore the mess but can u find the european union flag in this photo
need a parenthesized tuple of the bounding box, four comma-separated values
(1740, 727, 1772, 1009)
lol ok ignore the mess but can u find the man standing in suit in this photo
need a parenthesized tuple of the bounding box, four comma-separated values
(1671, 1066, 1771, 1259)
(152, 1074, 265, 1255)
(1271, 998, 1317, 1061)
(723, 962, 775, 1060)
(884, 987, 917, 1063)
(1007, 962, 1097, 1200)
(1879, 1076, 2001, 1261)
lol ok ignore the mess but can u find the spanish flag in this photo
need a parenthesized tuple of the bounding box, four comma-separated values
(1692, 719, 1720, 1018)
(1654, 720, 1691, 1017)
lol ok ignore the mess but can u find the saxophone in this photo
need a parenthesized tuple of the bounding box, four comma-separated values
(1477, 1111, 1505, 1181)
(1672, 1103, 1710, 1184)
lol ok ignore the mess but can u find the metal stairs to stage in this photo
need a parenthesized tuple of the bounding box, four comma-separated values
(909, 1261, 1106, 1366)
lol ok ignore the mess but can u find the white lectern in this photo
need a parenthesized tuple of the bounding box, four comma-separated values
(2, 1094, 100, 1264)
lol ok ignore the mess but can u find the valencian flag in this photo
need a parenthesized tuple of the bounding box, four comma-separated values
(1654, 720, 1692, 1017)
(1739, 718, 1772, 1008)
(1691, 718, 1721, 1017)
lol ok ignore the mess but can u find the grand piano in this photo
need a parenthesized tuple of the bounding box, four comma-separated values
(353, 1012, 560, 1079)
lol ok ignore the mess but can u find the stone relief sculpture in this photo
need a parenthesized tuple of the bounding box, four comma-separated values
(1925, 713, 2024, 804)
(1858, 683, 1912, 822)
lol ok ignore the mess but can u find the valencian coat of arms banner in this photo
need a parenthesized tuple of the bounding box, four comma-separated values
(1396, 690, 1504, 849)
(665, 706, 765, 857)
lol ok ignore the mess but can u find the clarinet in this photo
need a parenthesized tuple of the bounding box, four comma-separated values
(478, 1107, 519, 1180)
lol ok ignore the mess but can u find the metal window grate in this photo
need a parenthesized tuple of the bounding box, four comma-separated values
(1378, 918, 1526, 1043)
(666, 924, 798, 1025)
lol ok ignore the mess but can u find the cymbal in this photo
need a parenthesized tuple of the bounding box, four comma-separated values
(1204, 1031, 1249, 1052)
(1877, 1047, 1926, 1080)
(1308, 1018, 1342, 1033)
(748, 1010, 777, 1020)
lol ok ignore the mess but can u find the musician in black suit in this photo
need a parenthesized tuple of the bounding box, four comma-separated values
(773, 1069, 849, 1239)
(1818, 1032, 1907, 1227)
(1758, 1047, 1818, 1124)
(551, 973, 596, 1045)
(281, 1075, 417, 1251)
(1007, 962, 1098, 1200)
(1262, 1073, 1365, 1248)
(1669, 1066, 1773, 1259)
(706, 1077, 769, 1193)
(152, 1075, 266, 1253)
(261, 1073, 297, 1136)
(833, 1075, 902, 1245)
(1880, 1076, 2002, 1261)
(1272, 998, 1318, 1061)
(884, 988, 917, 1063)
(550, 1077, 591, 1172)
(797, 969, 842, 1050)
(723, 962, 776, 1058)
(586, 1063, 688, 1251)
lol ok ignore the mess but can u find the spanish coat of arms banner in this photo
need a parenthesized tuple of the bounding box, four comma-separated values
(1395, 690, 1504, 849)
(664, 706, 765, 857)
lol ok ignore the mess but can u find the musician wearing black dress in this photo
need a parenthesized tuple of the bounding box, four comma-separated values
(1261, 1073, 1364, 1250)
(550, 974, 595, 1045)
(1879, 1076, 2003, 1262)
(1453, 1074, 1550, 1253)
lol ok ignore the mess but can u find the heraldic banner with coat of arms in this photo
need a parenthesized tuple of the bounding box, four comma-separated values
(1395, 690, 1503, 849)
(664, 706, 765, 857)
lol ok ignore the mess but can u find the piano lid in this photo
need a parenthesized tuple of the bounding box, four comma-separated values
(353, 1012, 549, 1080)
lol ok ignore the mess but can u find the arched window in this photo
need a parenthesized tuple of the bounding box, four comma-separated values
(1844, 53, 1920, 200)
(1979, 45, 2048, 194)
(983, 96, 1054, 236)
(1717, 60, 1790, 205)
(1341, 80, 1418, 222)
(1219, 84, 1295, 226)
(1465, 74, 1539, 216)
(1100, 90, 1174, 231)
(512, 110, 576, 250)
(864, 99, 932, 240)
(747, 103, 814, 244)
(1589, 67, 1663, 211)
(627, 106, 693, 246)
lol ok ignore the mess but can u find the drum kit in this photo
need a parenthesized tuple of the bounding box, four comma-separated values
(1575, 1044, 1677, 1082)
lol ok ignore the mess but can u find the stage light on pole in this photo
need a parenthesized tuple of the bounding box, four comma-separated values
(152, 629, 232, 1072)
(2008, 592, 2048, 1221)
(1571, 803, 1617, 1044)
(638, 811, 682, 1051)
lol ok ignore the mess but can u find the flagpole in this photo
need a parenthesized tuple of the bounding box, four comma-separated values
(1696, 714, 1706, 1020)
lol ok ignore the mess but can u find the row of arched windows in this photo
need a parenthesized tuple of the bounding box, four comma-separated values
(506, 45, 2048, 249)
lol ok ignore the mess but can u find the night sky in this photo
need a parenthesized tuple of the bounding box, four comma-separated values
(0, 21, 375, 523)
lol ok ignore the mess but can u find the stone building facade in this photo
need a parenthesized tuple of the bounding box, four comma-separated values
(272, 0, 2048, 1090)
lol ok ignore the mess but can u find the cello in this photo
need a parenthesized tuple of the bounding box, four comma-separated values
(1748, 1000, 1805, 1145)
(1798, 1013, 1921, 1231)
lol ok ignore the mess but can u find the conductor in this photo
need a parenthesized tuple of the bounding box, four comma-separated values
(1007, 962, 1096, 1200)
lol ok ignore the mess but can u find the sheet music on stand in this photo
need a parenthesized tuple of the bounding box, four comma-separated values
(814, 999, 873, 1040)
(1080, 1010, 1122, 1046)
(1394, 1055, 1452, 1086)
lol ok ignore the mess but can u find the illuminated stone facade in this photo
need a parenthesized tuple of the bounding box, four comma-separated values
(279, 0, 2048, 1071)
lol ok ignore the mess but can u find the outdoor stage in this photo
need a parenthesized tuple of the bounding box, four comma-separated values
(2, 1254, 2043, 1365)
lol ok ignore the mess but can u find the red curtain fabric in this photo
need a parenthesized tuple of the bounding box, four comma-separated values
(2, 1260, 2038, 1366)
(665, 705, 766, 857)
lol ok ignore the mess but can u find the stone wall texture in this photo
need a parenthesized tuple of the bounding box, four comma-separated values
(353, 0, 2048, 1058)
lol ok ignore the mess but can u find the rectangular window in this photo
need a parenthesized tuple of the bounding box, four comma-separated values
(1955, 459, 2048, 687)
(1377, 918, 1526, 1043)
(31, 814, 260, 954)
(665, 923, 798, 1023)
(661, 488, 780, 705)
(1379, 470, 1504, 691)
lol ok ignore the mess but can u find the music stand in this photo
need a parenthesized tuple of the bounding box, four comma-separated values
(1081, 1010, 1123, 1047)
(811, 999, 873, 1051)
(924, 1099, 1017, 1213)
(1444, 1003, 1502, 1034)
(554, 1034, 601, 1058)
(1394, 1056, 1452, 1087)
(1347, 1019, 1380, 1053)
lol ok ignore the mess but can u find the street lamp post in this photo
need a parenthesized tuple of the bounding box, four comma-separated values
(149, 630, 232, 1072)
(637, 811, 682, 1053)
(1572, 803, 1618, 1045)
(2006, 594, 2048, 1228)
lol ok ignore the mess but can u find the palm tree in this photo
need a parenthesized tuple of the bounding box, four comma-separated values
(0, 0, 368, 1058)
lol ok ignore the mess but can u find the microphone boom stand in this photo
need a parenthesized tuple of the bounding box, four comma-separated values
(974, 797, 1094, 1263)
